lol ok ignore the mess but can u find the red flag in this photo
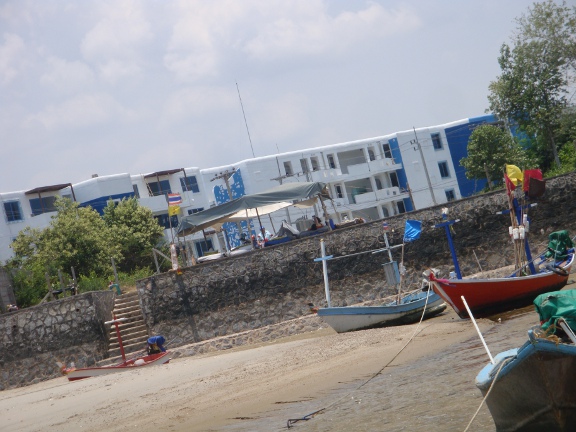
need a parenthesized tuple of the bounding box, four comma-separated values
(523, 169, 543, 192)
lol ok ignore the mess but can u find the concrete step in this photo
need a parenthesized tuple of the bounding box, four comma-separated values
(109, 330, 149, 348)
(107, 340, 149, 359)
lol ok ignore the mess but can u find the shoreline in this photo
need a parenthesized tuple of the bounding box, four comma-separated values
(4, 277, 575, 431)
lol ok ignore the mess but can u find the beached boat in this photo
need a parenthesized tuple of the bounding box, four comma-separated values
(64, 352, 171, 381)
(317, 289, 447, 333)
(428, 252, 573, 319)
(62, 316, 170, 381)
(428, 166, 574, 319)
(476, 290, 576, 431)
(316, 220, 447, 333)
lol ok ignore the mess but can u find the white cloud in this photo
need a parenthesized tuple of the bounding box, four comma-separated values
(242, 2, 421, 59)
(26, 93, 136, 130)
(40, 57, 95, 93)
(0, 33, 25, 85)
(161, 85, 237, 124)
(80, 0, 153, 83)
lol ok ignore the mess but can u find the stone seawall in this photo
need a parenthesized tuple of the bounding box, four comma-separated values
(138, 173, 576, 347)
(0, 291, 114, 390)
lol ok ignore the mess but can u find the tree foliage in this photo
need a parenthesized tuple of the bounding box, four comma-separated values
(460, 125, 528, 187)
(6, 197, 164, 307)
(102, 197, 164, 272)
(487, 0, 576, 171)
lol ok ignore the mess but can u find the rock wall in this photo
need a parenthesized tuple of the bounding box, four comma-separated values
(0, 291, 114, 390)
(138, 173, 576, 346)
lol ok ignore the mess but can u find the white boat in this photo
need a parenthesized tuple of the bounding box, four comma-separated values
(317, 289, 446, 333)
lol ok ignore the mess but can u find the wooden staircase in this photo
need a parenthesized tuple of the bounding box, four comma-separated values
(100, 291, 149, 365)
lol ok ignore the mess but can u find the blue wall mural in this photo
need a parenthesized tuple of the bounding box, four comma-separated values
(213, 169, 254, 249)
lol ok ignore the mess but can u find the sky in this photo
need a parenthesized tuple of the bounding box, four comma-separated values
(0, 0, 539, 192)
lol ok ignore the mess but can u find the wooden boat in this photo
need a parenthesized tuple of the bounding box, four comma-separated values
(316, 220, 447, 333)
(476, 326, 576, 431)
(62, 316, 170, 381)
(428, 252, 574, 318)
(64, 352, 171, 381)
(317, 289, 447, 333)
(429, 167, 574, 319)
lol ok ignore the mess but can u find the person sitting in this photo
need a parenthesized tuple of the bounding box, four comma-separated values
(147, 335, 166, 354)
(309, 216, 324, 231)
(257, 227, 272, 242)
(7, 304, 18, 312)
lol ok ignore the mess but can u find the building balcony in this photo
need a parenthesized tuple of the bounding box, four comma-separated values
(309, 168, 343, 182)
(367, 158, 402, 172)
(353, 187, 405, 205)
(138, 195, 170, 213)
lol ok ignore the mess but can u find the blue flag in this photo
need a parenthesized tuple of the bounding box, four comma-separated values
(404, 220, 422, 243)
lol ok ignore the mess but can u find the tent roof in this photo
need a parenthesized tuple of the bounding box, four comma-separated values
(176, 182, 327, 237)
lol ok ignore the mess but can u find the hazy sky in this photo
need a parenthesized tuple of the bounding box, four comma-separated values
(1, 0, 537, 192)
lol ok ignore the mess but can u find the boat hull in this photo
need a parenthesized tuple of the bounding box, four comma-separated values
(430, 255, 573, 319)
(65, 352, 171, 381)
(476, 331, 576, 431)
(317, 291, 447, 333)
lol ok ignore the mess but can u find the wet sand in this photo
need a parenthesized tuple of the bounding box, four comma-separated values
(1, 284, 569, 432)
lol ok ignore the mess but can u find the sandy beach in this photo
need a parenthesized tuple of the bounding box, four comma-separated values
(1, 286, 566, 432)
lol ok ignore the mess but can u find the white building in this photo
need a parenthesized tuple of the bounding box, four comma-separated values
(0, 114, 496, 263)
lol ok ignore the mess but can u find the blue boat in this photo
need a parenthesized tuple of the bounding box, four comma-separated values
(476, 290, 576, 431)
(317, 289, 447, 333)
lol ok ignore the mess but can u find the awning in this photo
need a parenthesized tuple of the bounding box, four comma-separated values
(176, 182, 328, 237)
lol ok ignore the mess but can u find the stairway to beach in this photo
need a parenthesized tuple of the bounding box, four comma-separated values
(99, 291, 149, 366)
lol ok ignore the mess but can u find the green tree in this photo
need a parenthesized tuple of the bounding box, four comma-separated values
(487, 0, 576, 170)
(460, 125, 527, 188)
(102, 197, 164, 272)
(36, 198, 120, 276)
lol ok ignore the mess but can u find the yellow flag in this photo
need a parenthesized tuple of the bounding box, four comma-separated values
(505, 164, 523, 186)
(168, 205, 180, 216)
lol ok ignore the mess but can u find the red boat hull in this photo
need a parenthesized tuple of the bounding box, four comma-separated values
(430, 256, 574, 319)
(65, 352, 170, 381)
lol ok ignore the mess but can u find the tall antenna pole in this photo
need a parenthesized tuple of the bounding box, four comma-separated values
(236, 82, 255, 158)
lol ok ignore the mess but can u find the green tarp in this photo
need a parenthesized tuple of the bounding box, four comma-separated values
(534, 290, 576, 334)
(176, 181, 328, 237)
(545, 230, 574, 261)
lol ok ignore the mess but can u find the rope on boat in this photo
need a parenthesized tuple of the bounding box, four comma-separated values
(286, 284, 436, 428)
(462, 357, 512, 432)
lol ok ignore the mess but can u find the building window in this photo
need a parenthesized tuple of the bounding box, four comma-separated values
(29, 196, 57, 216)
(4, 201, 23, 222)
(310, 157, 319, 171)
(375, 178, 383, 190)
(335, 185, 343, 199)
(382, 143, 392, 159)
(187, 207, 205, 215)
(368, 148, 375, 161)
(397, 201, 406, 214)
(300, 158, 309, 173)
(180, 176, 200, 193)
(438, 161, 450, 178)
(283, 162, 293, 176)
(327, 154, 336, 169)
(147, 180, 171, 197)
(133, 184, 140, 199)
(154, 213, 179, 229)
(432, 133, 443, 150)
(445, 189, 456, 201)
(390, 172, 399, 188)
